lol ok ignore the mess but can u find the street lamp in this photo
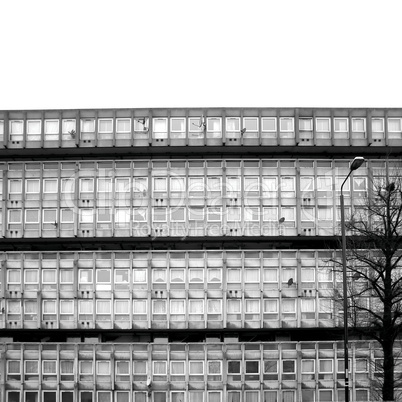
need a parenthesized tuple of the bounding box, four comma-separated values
(340, 156, 365, 402)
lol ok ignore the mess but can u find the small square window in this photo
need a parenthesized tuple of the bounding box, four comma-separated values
(261, 117, 276, 131)
(116, 118, 131, 133)
(98, 119, 113, 133)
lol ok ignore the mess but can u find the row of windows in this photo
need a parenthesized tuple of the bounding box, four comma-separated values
(0, 205, 376, 238)
(4, 356, 370, 379)
(0, 340, 390, 401)
(0, 389, 374, 402)
(1, 115, 402, 141)
(5, 174, 371, 196)
(3, 264, 334, 288)
(4, 296, 334, 325)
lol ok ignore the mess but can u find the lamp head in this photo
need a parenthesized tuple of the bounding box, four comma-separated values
(350, 157, 365, 171)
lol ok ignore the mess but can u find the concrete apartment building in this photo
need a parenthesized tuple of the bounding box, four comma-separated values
(0, 108, 401, 402)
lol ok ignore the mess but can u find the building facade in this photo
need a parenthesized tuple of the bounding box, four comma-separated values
(0, 108, 402, 402)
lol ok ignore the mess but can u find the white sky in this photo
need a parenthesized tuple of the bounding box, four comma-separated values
(1, 0, 401, 110)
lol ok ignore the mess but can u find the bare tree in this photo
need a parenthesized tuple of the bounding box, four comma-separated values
(333, 171, 402, 402)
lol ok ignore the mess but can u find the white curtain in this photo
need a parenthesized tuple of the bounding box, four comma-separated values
(43, 361, 56, 374)
(171, 361, 185, 375)
(99, 120, 112, 133)
(60, 301, 73, 315)
(264, 300, 278, 313)
(207, 300, 221, 314)
(26, 179, 40, 193)
(244, 269, 259, 283)
(228, 269, 241, 283)
(43, 300, 56, 314)
(43, 269, 56, 284)
(245, 391, 259, 402)
(24, 270, 38, 283)
(227, 300, 241, 314)
(44, 179, 57, 193)
(96, 300, 111, 314)
(115, 300, 129, 314)
(170, 300, 185, 314)
(97, 178, 112, 192)
(45, 120, 59, 134)
(153, 300, 166, 314)
(79, 300, 93, 314)
(264, 268, 278, 283)
(60, 269, 74, 283)
(116, 119, 130, 133)
(316, 118, 330, 132)
(189, 300, 204, 315)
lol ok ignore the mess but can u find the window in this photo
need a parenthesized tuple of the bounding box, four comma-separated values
(206, 117, 222, 137)
(60, 300, 74, 320)
(7, 360, 21, 380)
(299, 118, 313, 131)
(42, 360, 57, 380)
(62, 119, 76, 135)
(372, 118, 384, 133)
(134, 117, 149, 131)
(263, 207, 278, 222)
(25, 360, 39, 378)
(153, 300, 167, 316)
(45, 119, 59, 138)
(226, 117, 240, 132)
(189, 300, 204, 319)
(334, 118, 348, 132)
(243, 117, 258, 135)
(207, 207, 221, 222)
(24, 269, 39, 287)
(208, 361, 222, 375)
(25, 209, 39, 224)
(43, 179, 58, 193)
(61, 209, 74, 223)
(81, 119, 95, 133)
(153, 361, 167, 375)
(388, 117, 402, 132)
(27, 120, 41, 140)
(388, 117, 402, 139)
(80, 209, 94, 223)
(9, 179, 22, 194)
(10, 120, 23, 135)
(279, 117, 294, 137)
(315, 117, 330, 139)
(261, 117, 277, 133)
(7, 270, 21, 285)
(170, 299, 185, 320)
(352, 118, 366, 138)
(98, 119, 113, 133)
(170, 118, 186, 137)
(26, 179, 40, 194)
(80, 178, 94, 193)
(207, 299, 222, 318)
(189, 117, 204, 134)
(116, 118, 131, 133)
(171, 207, 185, 222)
(280, 177, 295, 197)
(227, 207, 241, 222)
(153, 118, 168, 138)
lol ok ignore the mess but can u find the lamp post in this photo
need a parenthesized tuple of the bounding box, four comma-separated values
(340, 156, 365, 402)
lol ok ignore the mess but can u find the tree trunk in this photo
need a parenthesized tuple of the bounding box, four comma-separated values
(383, 337, 395, 401)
